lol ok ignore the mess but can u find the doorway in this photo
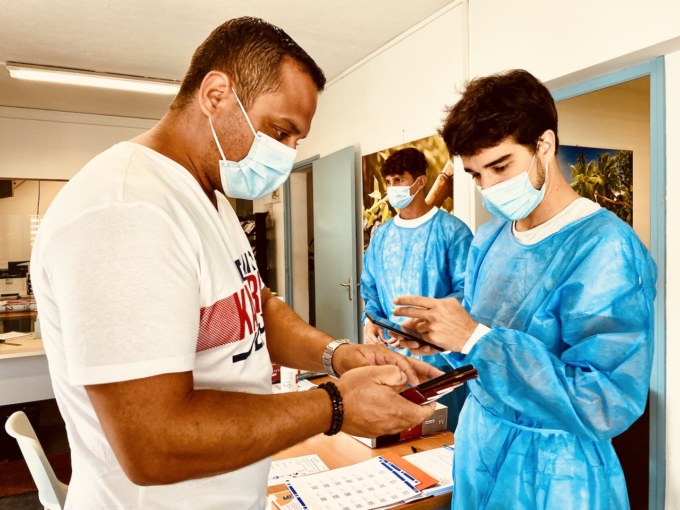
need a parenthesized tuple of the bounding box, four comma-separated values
(552, 58, 666, 510)
(283, 147, 359, 341)
(284, 165, 316, 326)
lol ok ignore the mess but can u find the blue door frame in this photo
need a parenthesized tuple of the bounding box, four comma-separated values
(553, 57, 666, 510)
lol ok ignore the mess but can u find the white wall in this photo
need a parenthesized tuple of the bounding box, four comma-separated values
(468, 0, 680, 84)
(0, 107, 155, 180)
(665, 48, 680, 510)
(298, 3, 466, 165)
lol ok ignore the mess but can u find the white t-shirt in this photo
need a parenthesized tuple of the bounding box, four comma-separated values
(31, 142, 273, 509)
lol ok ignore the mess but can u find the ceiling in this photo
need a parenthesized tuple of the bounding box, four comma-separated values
(0, 0, 453, 119)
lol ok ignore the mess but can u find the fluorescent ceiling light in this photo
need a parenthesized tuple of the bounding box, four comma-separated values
(6, 62, 180, 95)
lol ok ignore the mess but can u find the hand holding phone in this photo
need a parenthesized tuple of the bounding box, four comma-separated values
(400, 364, 478, 404)
(365, 312, 444, 352)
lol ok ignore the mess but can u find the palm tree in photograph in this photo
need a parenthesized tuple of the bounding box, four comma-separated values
(569, 150, 633, 225)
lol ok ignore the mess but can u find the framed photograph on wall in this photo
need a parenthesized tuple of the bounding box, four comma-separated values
(557, 145, 633, 225)
(361, 134, 452, 251)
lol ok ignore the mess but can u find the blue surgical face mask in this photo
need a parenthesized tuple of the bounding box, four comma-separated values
(477, 152, 548, 221)
(209, 88, 297, 200)
(386, 178, 421, 209)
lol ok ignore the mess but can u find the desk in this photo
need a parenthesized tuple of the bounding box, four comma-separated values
(0, 336, 44, 359)
(0, 334, 53, 405)
(0, 310, 37, 320)
(0, 309, 36, 335)
(269, 430, 454, 510)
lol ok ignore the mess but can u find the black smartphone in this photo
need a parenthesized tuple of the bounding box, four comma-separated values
(400, 364, 479, 404)
(365, 311, 444, 352)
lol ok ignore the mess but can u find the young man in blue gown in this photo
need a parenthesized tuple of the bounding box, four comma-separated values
(394, 70, 656, 510)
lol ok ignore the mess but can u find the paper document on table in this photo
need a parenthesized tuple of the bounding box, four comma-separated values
(281, 452, 437, 510)
(0, 331, 32, 342)
(268, 454, 329, 486)
(403, 445, 454, 497)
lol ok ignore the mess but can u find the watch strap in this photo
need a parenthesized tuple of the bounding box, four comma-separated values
(322, 339, 350, 378)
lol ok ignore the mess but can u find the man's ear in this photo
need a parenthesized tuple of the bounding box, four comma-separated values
(198, 71, 233, 118)
(538, 129, 556, 167)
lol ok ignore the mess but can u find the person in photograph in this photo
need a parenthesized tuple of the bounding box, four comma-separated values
(361, 147, 472, 430)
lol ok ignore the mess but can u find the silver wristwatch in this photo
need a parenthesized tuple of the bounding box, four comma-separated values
(322, 339, 351, 378)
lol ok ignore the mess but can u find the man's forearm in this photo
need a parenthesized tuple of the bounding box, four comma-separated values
(262, 287, 336, 372)
(88, 378, 333, 486)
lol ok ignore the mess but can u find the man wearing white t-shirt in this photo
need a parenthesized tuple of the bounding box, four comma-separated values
(30, 17, 440, 509)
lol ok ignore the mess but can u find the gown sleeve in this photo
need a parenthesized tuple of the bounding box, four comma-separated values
(360, 231, 385, 322)
(444, 219, 472, 302)
(456, 228, 657, 442)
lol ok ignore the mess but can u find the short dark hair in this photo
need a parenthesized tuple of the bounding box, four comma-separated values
(381, 148, 428, 179)
(172, 17, 326, 110)
(439, 69, 559, 157)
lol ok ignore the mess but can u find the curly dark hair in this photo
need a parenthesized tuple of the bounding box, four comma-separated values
(380, 148, 428, 179)
(171, 16, 326, 110)
(439, 69, 559, 157)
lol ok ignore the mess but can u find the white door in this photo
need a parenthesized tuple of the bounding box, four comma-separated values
(312, 147, 358, 341)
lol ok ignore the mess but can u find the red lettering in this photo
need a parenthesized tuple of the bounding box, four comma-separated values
(235, 288, 254, 336)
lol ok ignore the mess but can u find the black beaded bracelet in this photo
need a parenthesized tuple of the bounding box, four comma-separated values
(317, 381, 344, 436)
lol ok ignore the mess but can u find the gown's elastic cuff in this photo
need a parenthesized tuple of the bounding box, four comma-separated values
(461, 323, 491, 355)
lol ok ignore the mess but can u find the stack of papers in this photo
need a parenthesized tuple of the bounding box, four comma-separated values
(403, 445, 454, 498)
(270, 449, 453, 510)
(0, 331, 32, 343)
(268, 454, 329, 487)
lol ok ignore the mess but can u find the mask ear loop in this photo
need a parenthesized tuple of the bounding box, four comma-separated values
(537, 138, 550, 190)
(231, 87, 257, 136)
(411, 176, 424, 196)
(208, 117, 227, 161)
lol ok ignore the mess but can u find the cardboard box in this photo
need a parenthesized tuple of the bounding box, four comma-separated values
(271, 364, 281, 384)
(351, 402, 448, 448)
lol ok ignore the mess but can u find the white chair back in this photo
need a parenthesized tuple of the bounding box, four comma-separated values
(5, 411, 68, 510)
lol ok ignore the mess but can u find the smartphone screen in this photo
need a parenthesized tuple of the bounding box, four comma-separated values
(365, 312, 444, 352)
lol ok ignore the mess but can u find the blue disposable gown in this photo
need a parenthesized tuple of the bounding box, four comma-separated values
(361, 208, 472, 371)
(445, 209, 656, 509)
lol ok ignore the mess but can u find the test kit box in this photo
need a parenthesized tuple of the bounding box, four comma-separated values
(351, 402, 448, 448)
